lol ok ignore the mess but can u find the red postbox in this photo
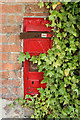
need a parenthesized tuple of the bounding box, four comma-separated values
(22, 18, 53, 97)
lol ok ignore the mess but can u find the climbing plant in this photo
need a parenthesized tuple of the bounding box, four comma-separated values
(17, 2, 80, 119)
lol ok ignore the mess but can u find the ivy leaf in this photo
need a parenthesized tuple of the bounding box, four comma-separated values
(41, 77, 48, 84)
(45, 58, 52, 65)
(72, 84, 77, 90)
(38, 60, 41, 65)
(64, 68, 70, 76)
(44, 17, 46, 20)
(47, 49, 53, 55)
(68, 106, 74, 112)
(25, 95, 29, 99)
(49, 15, 54, 20)
(38, 2, 44, 8)
(50, 85, 56, 92)
(52, 2, 61, 10)
(59, 86, 65, 95)
(46, 23, 50, 27)
(47, 71, 53, 77)
(46, 5, 50, 9)
(57, 32, 62, 39)
(53, 60, 61, 68)
(30, 56, 37, 63)
(40, 53, 46, 60)
(31, 114, 35, 118)
(25, 52, 30, 60)
(17, 52, 25, 63)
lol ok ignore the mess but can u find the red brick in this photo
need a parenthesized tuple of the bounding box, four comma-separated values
(0, 72, 2, 78)
(0, 4, 2, 13)
(2, 4, 22, 13)
(9, 71, 15, 78)
(0, 25, 5, 33)
(25, 4, 48, 13)
(2, 62, 21, 70)
(0, 87, 2, 94)
(0, 44, 21, 52)
(0, 35, 7, 43)
(1, 87, 8, 95)
(17, 71, 21, 78)
(5, 0, 16, 1)
(0, 71, 8, 79)
(2, 79, 21, 87)
(8, 96, 17, 100)
(8, 34, 15, 43)
(15, 0, 35, 2)
(0, 53, 8, 61)
(16, 35, 21, 44)
(7, 15, 15, 24)
(0, 14, 6, 24)
(17, 87, 22, 96)
(0, 81, 2, 87)
(0, 53, 2, 61)
(1, 25, 20, 33)
(24, 12, 49, 16)
(11, 88, 16, 94)
(16, 15, 22, 23)
(9, 53, 16, 62)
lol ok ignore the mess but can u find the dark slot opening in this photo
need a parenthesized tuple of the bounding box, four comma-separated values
(32, 81, 34, 85)
(29, 61, 38, 72)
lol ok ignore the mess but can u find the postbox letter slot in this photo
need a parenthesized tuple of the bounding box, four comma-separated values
(32, 81, 34, 85)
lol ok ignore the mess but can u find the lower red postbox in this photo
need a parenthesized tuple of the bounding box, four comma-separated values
(23, 18, 52, 98)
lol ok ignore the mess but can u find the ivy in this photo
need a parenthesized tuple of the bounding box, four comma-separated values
(18, 52, 30, 63)
(17, 1, 80, 119)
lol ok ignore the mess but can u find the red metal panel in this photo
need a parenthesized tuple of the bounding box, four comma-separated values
(24, 38, 50, 54)
(23, 18, 52, 97)
(28, 79, 40, 88)
(27, 88, 39, 95)
(23, 18, 51, 32)
(28, 72, 43, 80)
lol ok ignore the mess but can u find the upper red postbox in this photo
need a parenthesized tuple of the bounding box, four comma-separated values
(23, 18, 52, 97)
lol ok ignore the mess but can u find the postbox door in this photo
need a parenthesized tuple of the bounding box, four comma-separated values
(23, 18, 52, 97)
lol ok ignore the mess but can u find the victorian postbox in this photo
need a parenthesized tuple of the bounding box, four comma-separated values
(20, 18, 53, 98)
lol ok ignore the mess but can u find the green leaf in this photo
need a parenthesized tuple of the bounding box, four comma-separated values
(46, 71, 53, 77)
(44, 17, 46, 20)
(68, 106, 74, 112)
(47, 49, 53, 55)
(40, 53, 46, 60)
(38, 60, 41, 65)
(46, 23, 49, 27)
(25, 52, 30, 60)
(38, 2, 44, 8)
(46, 5, 50, 9)
(57, 32, 62, 39)
(17, 52, 25, 63)
(41, 77, 48, 84)
(30, 56, 37, 63)
(25, 95, 29, 99)
(45, 58, 52, 65)
(64, 68, 70, 76)
(31, 114, 35, 118)
(53, 60, 61, 68)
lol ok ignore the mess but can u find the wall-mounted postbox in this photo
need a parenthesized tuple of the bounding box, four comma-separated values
(20, 18, 53, 97)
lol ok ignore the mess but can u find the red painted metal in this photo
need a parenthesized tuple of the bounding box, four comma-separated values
(23, 18, 52, 98)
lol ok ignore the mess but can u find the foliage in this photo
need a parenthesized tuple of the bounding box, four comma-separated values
(17, 2, 80, 119)
(18, 52, 30, 63)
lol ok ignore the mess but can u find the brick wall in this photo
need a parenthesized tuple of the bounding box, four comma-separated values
(0, 1, 49, 100)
